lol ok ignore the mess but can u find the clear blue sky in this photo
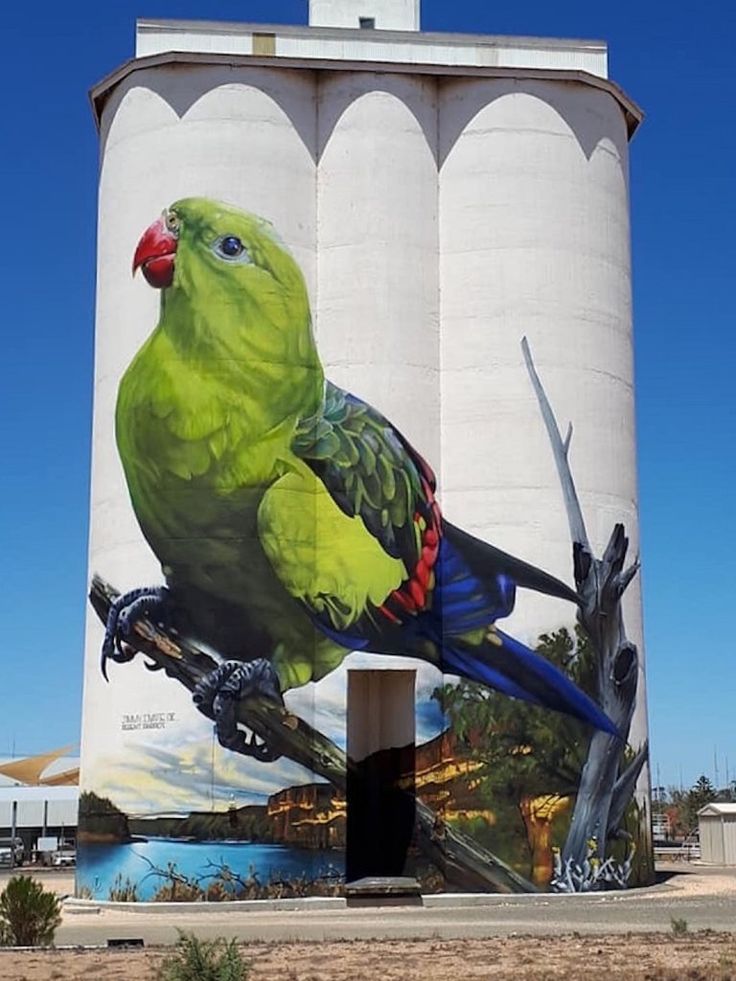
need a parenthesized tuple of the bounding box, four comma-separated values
(1, 0, 733, 792)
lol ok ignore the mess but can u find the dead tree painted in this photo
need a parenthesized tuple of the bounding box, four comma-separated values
(522, 337, 649, 885)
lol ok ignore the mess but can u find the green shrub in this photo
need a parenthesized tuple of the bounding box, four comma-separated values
(0, 875, 62, 946)
(670, 916, 689, 936)
(156, 931, 250, 981)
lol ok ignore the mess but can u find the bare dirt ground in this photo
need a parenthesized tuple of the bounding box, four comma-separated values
(2, 933, 736, 981)
(1, 865, 735, 979)
(0, 870, 74, 897)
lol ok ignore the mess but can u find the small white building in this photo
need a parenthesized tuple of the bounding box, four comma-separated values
(697, 803, 736, 865)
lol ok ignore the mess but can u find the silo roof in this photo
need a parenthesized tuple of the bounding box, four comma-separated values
(135, 19, 610, 77)
(89, 19, 642, 138)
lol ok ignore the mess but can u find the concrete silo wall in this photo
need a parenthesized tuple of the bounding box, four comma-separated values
(316, 73, 440, 467)
(78, 61, 650, 902)
(439, 77, 644, 725)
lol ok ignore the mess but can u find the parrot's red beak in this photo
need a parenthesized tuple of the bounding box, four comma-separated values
(133, 215, 178, 289)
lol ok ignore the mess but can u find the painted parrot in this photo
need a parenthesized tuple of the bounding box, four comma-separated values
(102, 197, 616, 759)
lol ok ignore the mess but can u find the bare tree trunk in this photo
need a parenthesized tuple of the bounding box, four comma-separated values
(521, 338, 645, 877)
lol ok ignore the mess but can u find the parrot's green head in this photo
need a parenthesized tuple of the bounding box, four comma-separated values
(133, 197, 319, 376)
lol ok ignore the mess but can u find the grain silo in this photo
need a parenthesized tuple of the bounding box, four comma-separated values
(78, 0, 650, 901)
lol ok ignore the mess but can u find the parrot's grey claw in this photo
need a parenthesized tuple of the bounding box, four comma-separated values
(192, 659, 284, 763)
(101, 585, 171, 680)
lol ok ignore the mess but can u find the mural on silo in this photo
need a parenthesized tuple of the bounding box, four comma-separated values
(78, 198, 649, 901)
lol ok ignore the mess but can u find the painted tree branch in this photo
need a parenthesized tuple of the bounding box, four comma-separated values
(521, 338, 644, 878)
(608, 742, 649, 837)
(89, 575, 536, 894)
(89, 576, 347, 789)
(521, 339, 589, 551)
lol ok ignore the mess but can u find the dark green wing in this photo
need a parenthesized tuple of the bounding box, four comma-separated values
(292, 382, 440, 574)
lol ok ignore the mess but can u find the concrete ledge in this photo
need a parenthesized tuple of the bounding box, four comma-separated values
(64, 896, 347, 915)
(64, 885, 670, 915)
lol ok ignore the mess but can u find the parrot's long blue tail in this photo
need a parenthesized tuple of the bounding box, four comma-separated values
(439, 631, 619, 737)
(427, 533, 618, 736)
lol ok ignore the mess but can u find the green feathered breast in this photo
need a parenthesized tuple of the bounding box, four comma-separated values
(115, 198, 414, 691)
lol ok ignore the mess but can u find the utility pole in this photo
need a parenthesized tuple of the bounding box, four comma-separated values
(10, 801, 17, 870)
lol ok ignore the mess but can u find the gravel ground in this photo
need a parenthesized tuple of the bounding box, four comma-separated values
(0, 870, 74, 897)
(1, 863, 735, 979)
(2, 932, 736, 980)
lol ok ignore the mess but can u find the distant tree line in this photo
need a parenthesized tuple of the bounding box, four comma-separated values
(652, 775, 735, 839)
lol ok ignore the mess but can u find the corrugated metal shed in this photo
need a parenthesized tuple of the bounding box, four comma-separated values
(0, 787, 79, 830)
(698, 803, 736, 865)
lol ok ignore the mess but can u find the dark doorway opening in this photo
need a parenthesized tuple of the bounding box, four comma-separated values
(345, 670, 416, 882)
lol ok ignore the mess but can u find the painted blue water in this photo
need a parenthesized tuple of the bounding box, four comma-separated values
(77, 839, 343, 901)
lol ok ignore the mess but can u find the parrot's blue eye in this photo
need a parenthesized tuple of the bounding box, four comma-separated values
(213, 235, 251, 264)
(221, 236, 242, 256)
